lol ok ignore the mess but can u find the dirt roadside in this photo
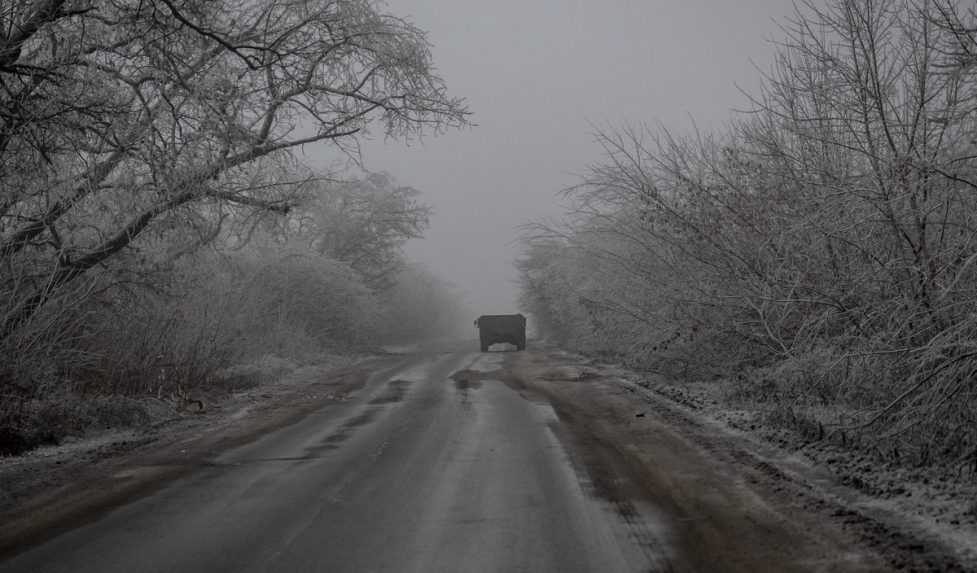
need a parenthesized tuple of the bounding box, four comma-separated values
(508, 348, 977, 572)
(0, 354, 403, 560)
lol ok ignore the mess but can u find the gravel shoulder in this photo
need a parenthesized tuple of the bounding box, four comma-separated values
(511, 347, 977, 572)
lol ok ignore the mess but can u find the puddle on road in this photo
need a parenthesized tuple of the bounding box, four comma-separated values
(450, 369, 490, 391)
(449, 358, 555, 408)
(450, 365, 536, 409)
(449, 369, 486, 410)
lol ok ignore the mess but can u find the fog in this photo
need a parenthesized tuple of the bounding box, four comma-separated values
(5, 3, 977, 564)
(343, 0, 799, 314)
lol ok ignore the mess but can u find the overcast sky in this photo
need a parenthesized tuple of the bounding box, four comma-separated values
(346, 0, 800, 314)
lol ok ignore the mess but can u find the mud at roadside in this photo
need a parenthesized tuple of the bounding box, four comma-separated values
(0, 355, 401, 560)
(506, 349, 974, 572)
(651, 381, 977, 560)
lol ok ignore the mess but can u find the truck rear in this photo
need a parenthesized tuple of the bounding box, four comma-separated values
(474, 314, 527, 352)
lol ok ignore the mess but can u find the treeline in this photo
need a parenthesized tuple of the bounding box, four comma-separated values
(0, 1, 468, 452)
(519, 0, 977, 467)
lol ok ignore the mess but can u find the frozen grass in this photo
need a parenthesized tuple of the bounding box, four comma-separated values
(0, 395, 150, 456)
(0, 351, 353, 457)
(213, 355, 300, 391)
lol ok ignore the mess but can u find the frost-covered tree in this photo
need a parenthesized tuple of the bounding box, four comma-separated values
(520, 0, 977, 461)
(293, 172, 430, 290)
(0, 0, 469, 338)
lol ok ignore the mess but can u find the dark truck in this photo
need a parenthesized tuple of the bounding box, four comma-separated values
(474, 314, 527, 352)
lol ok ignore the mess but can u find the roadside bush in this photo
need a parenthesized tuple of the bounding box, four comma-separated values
(0, 395, 150, 456)
(71, 244, 381, 397)
(236, 247, 380, 354)
(762, 404, 824, 442)
(741, 349, 877, 408)
(27, 396, 151, 435)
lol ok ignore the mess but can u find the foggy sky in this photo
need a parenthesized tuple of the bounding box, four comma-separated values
(342, 0, 800, 315)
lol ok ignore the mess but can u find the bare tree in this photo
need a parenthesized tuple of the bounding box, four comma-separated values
(520, 0, 977, 463)
(0, 0, 469, 338)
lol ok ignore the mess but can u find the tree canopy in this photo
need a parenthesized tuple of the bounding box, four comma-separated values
(0, 0, 469, 337)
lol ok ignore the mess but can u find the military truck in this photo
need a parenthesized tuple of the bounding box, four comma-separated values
(474, 314, 527, 352)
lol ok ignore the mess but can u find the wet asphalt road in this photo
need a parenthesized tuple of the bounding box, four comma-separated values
(0, 351, 670, 572)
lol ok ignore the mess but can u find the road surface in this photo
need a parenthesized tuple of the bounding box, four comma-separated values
(0, 350, 674, 572)
(0, 346, 892, 572)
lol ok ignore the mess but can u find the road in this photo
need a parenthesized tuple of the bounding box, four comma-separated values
(0, 349, 675, 572)
(0, 345, 900, 572)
